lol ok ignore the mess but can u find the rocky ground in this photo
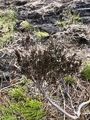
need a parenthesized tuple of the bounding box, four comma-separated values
(0, 0, 90, 120)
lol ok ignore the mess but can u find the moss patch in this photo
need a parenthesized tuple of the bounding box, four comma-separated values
(0, 77, 45, 120)
(0, 9, 17, 48)
(20, 20, 32, 31)
(36, 31, 49, 38)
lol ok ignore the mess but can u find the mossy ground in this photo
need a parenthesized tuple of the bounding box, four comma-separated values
(0, 9, 16, 48)
(0, 77, 45, 120)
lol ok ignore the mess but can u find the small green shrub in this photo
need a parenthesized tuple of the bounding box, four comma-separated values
(82, 65, 90, 81)
(36, 31, 49, 38)
(64, 75, 75, 84)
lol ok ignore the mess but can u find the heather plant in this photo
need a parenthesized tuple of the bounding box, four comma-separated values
(15, 41, 82, 88)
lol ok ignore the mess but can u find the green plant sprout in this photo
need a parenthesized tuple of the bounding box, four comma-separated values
(36, 31, 49, 38)
(20, 20, 32, 31)
(57, 12, 80, 27)
(64, 75, 76, 84)
(68, 12, 80, 24)
(82, 65, 90, 81)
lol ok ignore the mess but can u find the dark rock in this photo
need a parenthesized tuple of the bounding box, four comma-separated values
(16, 2, 64, 34)
(28, 12, 42, 19)
(75, 2, 90, 8)
(36, 24, 59, 34)
(79, 17, 90, 23)
(15, 0, 27, 6)
(74, 37, 89, 46)
(71, 2, 90, 24)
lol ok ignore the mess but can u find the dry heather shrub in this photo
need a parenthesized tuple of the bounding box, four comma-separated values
(15, 41, 82, 84)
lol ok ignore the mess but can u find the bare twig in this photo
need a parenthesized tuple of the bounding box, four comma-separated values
(67, 92, 75, 111)
(45, 95, 90, 120)
(58, 85, 66, 120)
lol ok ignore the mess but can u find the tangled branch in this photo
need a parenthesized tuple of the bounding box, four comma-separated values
(45, 95, 90, 120)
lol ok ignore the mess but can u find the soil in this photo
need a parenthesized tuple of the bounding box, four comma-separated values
(0, 0, 90, 120)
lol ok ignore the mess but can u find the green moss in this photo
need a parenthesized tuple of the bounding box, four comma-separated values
(23, 99, 44, 120)
(0, 99, 44, 120)
(64, 75, 75, 84)
(9, 88, 25, 99)
(82, 65, 90, 81)
(0, 78, 45, 120)
(36, 31, 49, 38)
(20, 20, 32, 31)
(0, 9, 16, 48)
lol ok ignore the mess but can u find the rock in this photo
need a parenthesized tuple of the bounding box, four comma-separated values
(16, 2, 64, 34)
(15, 0, 27, 6)
(28, 12, 42, 19)
(35, 24, 59, 34)
(71, 1, 90, 23)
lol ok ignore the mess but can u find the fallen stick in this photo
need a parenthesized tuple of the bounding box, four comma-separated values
(45, 95, 90, 120)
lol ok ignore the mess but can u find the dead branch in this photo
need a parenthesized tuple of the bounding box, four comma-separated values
(45, 95, 90, 120)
